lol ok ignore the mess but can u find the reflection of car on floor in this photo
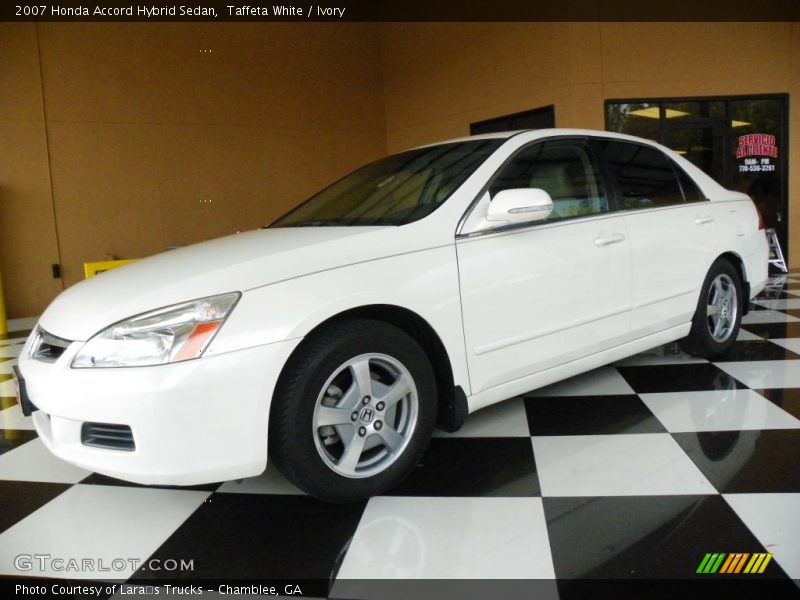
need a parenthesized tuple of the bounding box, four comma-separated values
(17, 129, 768, 501)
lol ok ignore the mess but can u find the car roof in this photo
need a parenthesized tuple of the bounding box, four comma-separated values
(416, 128, 661, 147)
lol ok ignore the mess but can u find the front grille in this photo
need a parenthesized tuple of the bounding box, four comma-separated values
(29, 328, 72, 362)
(81, 422, 136, 451)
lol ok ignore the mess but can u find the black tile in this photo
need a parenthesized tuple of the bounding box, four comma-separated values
(756, 388, 800, 421)
(131, 494, 366, 580)
(714, 340, 800, 362)
(0, 330, 31, 341)
(388, 437, 540, 497)
(780, 309, 800, 320)
(752, 290, 794, 300)
(543, 495, 789, 580)
(673, 429, 800, 493)
(80, 472, 222, 492)
(0, 374, 13, 384)
(741, 321, 800, 340)
(0, 429, 37, 456)
(746, 303, 772, 311)
(616, 364, 747, 394)
(0, 480, 71, 534)
(523, 395, 665, 436)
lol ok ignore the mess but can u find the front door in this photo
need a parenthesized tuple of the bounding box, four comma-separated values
(457, 138, 631, 394)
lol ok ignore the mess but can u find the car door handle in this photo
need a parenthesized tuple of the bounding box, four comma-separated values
(594, 233, 625, 247)
(695, 215, 714, 225)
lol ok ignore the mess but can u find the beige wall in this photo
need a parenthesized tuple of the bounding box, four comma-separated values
(2, 21, 798, 316)
(0, 24, 63, 318)
(380, 22, 800, 265)
(1, 22, 386, 317)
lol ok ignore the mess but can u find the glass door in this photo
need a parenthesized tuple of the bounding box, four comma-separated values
(605, 95, 789, 259)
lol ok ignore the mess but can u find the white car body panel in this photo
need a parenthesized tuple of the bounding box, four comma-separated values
(18, 128, 769, 486)
(457, 214, 631, 393)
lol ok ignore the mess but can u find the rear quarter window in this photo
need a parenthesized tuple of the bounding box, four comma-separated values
(674, 164, 707, 202)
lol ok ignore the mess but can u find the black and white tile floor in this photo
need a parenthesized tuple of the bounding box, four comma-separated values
(1, 275, 800, 597)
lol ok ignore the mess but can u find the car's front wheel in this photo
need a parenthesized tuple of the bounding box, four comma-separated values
(269, 318, 437, 502)
(681, 257, 743, 359)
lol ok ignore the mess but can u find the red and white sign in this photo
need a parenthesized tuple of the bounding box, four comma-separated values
(736, 133, 778, 159)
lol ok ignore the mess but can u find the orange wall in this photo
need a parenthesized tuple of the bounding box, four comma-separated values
(2, 21, 799, 316)
(380, 22, 800, 265)
(1, 22, 386, 317)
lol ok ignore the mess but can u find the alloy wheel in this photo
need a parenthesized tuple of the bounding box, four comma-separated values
(311, 353, 419, 478)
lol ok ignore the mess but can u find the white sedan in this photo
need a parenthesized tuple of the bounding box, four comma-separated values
(16, 129, 768, 501)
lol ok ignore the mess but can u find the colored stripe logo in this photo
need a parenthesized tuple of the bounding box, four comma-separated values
(696, 552, 773, 574)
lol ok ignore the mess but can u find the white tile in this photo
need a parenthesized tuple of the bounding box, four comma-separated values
(336, 496, 555, 579)
(753, 298, 800, 310)
(736, 329, 763, 341)
(0, 403, 35, 430)
(0, 337, 28, 346)
(724, 493, 800, 579)
(434, 397, 529, 438)
(0, 378, 16, 395)
(640, 389, 800, 432)
(0, 438, 90, 483)
(6, 316, 38, 331)
(532, 433, 716, 497)
(0, 345, 23, 358)
(0, 359, 18, 374)
(0, 484, 209, 579)
(527, 366, 634, 397)
(769, 339, 800, 355)
(216, 464, 304, 495)
(783, 289, 800, 297)
(742, 310, 800, 324)
(716, 360, 800, 389)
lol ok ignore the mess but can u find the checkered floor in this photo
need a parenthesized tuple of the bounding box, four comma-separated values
(1, 275, 800, 596)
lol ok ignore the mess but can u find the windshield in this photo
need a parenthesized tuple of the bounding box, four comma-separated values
(270, 139, 504, 227)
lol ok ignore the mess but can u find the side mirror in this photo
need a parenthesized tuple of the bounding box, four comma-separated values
(486, 188, 554, 225)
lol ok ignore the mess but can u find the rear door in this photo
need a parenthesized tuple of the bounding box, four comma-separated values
(595, 139, 721, 338)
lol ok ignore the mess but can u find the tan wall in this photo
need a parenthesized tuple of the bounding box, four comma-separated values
(0, 24, 63, 318)
(1, 22, 386, 317)
(2, 21, 799, 316)
(380, 22, 800, 265)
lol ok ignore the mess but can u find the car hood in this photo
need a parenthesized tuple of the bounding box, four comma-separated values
(39, 226, 422, 341)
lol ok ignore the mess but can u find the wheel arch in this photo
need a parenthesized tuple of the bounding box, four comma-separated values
(716, 251, 751, 313)
(272, 304, 468, 433)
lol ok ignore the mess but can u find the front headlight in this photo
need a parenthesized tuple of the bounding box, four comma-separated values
(72, 292, 241, 368)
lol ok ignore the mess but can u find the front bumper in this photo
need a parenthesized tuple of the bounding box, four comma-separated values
(18, 336, 301, 485)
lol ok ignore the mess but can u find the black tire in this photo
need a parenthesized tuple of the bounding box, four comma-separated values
(680, 258, 743, 359)
(268, 318, 437, 502)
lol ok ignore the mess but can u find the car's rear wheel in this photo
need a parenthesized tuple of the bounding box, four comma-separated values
(269, 318, 437, 502)
(681, 258, 743, 359)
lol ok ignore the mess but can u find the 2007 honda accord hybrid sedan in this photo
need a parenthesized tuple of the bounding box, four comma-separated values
(16, 129, 768, 501)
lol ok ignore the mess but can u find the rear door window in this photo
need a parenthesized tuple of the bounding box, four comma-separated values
(598, 140, 686, 210)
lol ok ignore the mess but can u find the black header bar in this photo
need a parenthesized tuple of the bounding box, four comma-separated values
(4, 0, 800, 22)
